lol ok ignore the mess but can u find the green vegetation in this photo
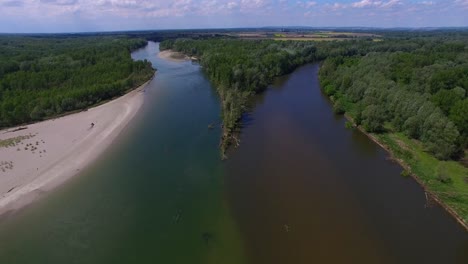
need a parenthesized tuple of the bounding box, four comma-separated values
(0, 36, 154, 128)
(344, 121, 354, 129)
(160, 39, 322, 156)
(319, 38, 468, 159)
(163, 32, 468, 225)
(161, 35, 468, 158)
(3, 31, 464, 224)
(319, 36, 468, 225)
(376, 133, 468, 224)
(0, 134, 35, 149)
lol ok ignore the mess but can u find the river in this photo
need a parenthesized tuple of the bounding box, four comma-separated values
(0, 42, 466, 263)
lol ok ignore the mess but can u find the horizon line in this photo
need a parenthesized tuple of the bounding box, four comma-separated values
(1, 26, 468, 35)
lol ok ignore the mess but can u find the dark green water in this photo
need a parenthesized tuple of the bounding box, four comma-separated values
(0, 42, 466, 264)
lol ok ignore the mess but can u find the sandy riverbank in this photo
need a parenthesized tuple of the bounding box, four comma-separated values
(158, 50, 193, 62)
(0, 81, 150, 215)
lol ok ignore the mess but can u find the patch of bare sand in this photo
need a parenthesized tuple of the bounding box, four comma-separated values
(0, 81, 150, 215)
(158, 50, 191, 62)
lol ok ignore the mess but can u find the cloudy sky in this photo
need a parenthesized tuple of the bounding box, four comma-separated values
(0, 0, 467, 33)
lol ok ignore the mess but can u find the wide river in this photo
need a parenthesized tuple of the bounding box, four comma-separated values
(0, 42, 466, 263)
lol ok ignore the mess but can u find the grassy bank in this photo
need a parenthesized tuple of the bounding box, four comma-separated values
(331, 91, 468, 230)
(316, 34, 468, 229)
(373, 132, 468, 228)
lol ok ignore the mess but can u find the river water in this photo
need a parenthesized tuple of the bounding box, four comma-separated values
(0, 42, 466, 263)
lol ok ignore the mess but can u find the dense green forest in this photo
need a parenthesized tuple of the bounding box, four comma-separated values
(319, 38, 468, 160)
(0, 36, 154, 128)
(1, 31, 467, 224)
(160, 39, 322, 155)
(162, 35, 468, 161)
(162, 35, 468, 224)
(318, 36, 468, 224)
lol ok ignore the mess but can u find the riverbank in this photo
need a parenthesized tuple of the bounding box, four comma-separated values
(158, 50, 192, 62)
(0, 79, 151, 216)
(224, 63, 468, 263)
(343, 112, 468, 231)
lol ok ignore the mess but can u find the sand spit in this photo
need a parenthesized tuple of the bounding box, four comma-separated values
(0, 81, 150, 215)
(158, 50, 195, 62)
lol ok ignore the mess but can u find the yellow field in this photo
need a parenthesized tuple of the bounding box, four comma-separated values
(273, 37, 347, 41)
(237, 31, 381, 41)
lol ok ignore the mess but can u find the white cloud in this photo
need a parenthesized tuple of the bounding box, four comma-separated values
(324, 2, 346, 11)
(298, 1, 317, 9)
(380, 0, 401, 8)
(351, 0, 402, 8)
(352, 0, 374, 8)
(240, 0, 268, 11)
(0, 0, 467, 32)
(227, 1, 238, 9)
(420, 1, 434, 5)
(40, 0, 78, 5)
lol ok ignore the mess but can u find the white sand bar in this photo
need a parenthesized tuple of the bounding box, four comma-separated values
(0, 81, 150, 215)
(158, 50, 191, 62)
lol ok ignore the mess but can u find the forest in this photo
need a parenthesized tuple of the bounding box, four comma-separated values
(319, 37, 468, 160)
(160, 38, 322, 155)
(2, 33, 466, 162)
(1, 31, 467, 223)
(162, 33, 468, 223)
(0, 36, 154, 128)
(318, 34, 468, 222)
(161, 34, 467, 162)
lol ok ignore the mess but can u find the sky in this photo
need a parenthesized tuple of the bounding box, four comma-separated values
(0, 0, 467, 33)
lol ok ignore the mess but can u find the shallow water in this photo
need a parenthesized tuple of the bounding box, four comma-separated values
(0, 42, 245, 264)
(0, 43, 466, 264)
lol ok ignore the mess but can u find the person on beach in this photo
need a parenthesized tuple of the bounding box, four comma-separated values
(90, 122, 94, 128)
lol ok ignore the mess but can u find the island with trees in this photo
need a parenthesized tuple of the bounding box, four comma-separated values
(161, 31, 468, 227)
(0, 29, 466, 228)
(160, 38, 322, 155)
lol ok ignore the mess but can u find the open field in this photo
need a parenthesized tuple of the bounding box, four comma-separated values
(273, 37, 348, 41)
(234, 31, 381, 41)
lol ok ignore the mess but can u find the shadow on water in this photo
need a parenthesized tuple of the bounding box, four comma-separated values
(225, 64, 468, 264)
(239, 112, 255, 130)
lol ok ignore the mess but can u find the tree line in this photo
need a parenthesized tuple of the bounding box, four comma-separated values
(162, 33, 468, 161)
(160, 38, 322, 154)
(319, 37, 468, 160)
(0, 36, 154, 128)
(3, 32, 466, 162)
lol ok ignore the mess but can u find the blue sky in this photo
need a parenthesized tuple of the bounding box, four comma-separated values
(0, 0, 467, 33)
